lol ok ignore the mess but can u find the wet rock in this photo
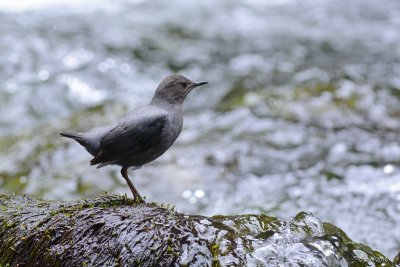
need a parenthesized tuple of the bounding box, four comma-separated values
(0, 194, 393, 266)
(393, 252, 400, 265)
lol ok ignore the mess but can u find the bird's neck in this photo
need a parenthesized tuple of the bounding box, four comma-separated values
(150, 97, 183, 138)
(150, 95, 184, 110)
(151, 88, 187, 105)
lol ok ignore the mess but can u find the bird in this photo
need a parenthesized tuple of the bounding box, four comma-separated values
(60, 74, 208, 203)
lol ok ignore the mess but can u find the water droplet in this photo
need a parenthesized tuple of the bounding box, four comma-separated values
(120, 63, 131, 74)
(63, 55, 80, 69)
(38, 70, 49, 81)
(5, 79, 17, 93)
(19, 176, 27, 184)
(383, 164, 395, 174)
(97, 58, 116, 72)
(63, 49, 93, 69)
(188, 196, 197, 204)
(194, 189, 205, 198)
(182, 190, 192, 198)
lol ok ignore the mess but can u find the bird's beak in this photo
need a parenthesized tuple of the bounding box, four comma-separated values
(188, 81, 208, 90)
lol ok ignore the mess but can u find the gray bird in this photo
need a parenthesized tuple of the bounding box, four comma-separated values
(60, 74, 208, 203)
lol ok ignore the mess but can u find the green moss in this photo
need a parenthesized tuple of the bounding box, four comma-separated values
(217, 82, 247, 112)
(294, 83, 336, 99)
(0, 135, 20, 151)
(166, 246, 179, 258)
(323, 222, 353, 243)
(324, 171, 344, 181)
(322, 222, 392, 266)
(166, 24, 199, 39)
(211, 243, 220, 262)
(293, 82, 360, 110)
(393, 252, 400, 265)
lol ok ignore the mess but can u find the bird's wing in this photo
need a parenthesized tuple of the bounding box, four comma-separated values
(90, 111, 168, 166)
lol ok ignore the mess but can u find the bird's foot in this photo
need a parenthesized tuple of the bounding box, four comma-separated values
(121, 168, 146, 204)
(133, 194, 145, 204)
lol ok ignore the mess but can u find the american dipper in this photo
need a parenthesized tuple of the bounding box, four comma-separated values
(60, 75, 207, 203)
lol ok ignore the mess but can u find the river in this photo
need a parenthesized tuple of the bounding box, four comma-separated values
(0, 0, 399, 260)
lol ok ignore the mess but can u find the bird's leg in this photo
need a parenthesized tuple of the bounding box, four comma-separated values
(121, 168, 145, 203)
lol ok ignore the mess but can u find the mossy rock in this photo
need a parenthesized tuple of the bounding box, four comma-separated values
(0, 194, 393, 266)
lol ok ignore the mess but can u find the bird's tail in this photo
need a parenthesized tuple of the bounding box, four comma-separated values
(60, 130, 90, 149)
(60, 130, 100, 157)
(60, 130, 84, 141)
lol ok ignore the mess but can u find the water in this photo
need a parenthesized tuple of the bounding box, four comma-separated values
(0, 0, 400, 261)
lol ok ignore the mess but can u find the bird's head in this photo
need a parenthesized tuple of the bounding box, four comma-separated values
(152, 74, 208, 105)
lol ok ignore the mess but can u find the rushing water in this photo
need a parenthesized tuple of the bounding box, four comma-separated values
(0, 0, 400, 261)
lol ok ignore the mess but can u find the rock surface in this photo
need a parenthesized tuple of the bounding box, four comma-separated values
(0, 194, 393, 266)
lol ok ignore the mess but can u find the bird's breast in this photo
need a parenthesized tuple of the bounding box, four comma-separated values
(167, 110, 183, 142)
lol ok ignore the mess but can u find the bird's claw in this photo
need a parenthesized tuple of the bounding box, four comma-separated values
(134, 195, 145, 204)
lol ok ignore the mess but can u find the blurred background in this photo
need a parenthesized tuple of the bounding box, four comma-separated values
(0, 0, 399, 259)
